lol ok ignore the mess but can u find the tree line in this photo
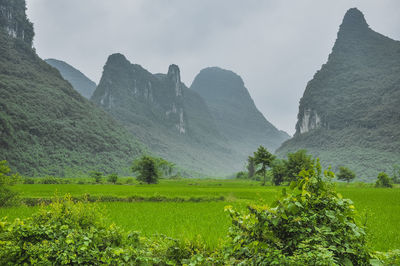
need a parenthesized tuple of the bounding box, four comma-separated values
(237, 146, 399, 188)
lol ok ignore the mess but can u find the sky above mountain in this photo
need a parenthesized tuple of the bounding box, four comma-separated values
(26, 0, 400, 135)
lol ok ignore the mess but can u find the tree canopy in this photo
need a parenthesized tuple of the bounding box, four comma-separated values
(337, 166, 356, 183)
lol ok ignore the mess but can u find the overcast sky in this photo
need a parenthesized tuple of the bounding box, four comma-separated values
(25, 1, 400, 135)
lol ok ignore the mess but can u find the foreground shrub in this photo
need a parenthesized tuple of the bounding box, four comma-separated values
(0, 196, 199, 265)
(223, 160, 371, 265)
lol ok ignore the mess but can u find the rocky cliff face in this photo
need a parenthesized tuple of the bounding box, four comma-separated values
(297, 109, 322, 134)
(278, 8, 400, 180)
(92, 54, 186, 135)
(191, 67, 290, 155)
(0, 0, 33, 46)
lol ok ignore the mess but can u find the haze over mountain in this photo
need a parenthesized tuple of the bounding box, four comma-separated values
(91, 54, 236, 175)
(45, 58, 96, 99)
(91, 55, 288, 175)
(191, 67, 290, 156)
(277, 8, 400, 180)
(0, 0, 142, 176)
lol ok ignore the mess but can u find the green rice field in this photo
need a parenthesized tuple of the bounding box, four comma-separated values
(1, 179, 399, 251)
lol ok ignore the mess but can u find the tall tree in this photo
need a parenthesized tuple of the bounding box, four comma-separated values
(253, 146, 275, 186)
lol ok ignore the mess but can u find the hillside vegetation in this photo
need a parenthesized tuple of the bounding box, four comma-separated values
(0, 1, 142, 176)
(45, 58, 97, 99)
(277, 8, 400, 180)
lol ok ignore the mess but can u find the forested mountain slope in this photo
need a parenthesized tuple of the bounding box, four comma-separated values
(0, 0, 142, 176)
(45, 58, 96, 99)
(277, 8, 400, 180)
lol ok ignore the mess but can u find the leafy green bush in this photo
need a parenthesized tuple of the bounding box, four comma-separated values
(375, 172, 393, 188)
(223, 160, 370, 265)
(0, 196, 197, 265)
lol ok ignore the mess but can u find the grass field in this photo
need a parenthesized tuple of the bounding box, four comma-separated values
(1, 179, 399, 251)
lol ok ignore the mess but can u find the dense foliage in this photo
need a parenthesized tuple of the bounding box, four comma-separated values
(0, 11, 142, 176)
(277, 8, 400, 180)
(0, 197, 199, 265)
(224, 160, 371, 265)
(1, 178, 400, 264)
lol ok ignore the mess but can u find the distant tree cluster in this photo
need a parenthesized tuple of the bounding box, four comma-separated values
(236, 147, 363, 186)
(131, 155, 176, 184)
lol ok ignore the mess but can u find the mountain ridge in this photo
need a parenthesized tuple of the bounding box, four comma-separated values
(45, 58, 97, 99)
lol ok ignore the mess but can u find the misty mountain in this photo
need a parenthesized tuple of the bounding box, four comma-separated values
(191, 67, 290, 155)
(277, 8, 400, 180)
(91, 54, 244, 176)
(0, 0, 142, 176)
(45, 58, 97, 99)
